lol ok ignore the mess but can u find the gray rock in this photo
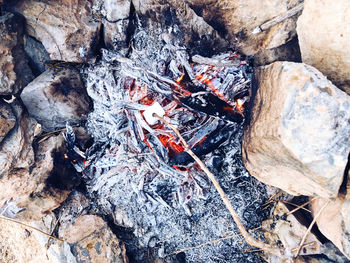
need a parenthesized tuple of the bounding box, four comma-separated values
(21, 69, 92, 132)
(0, 12, 33, 95)
(243, 62, 350, 198)
(24, 35, 50, 76)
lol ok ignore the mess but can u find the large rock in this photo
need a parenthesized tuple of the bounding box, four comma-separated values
(185, 0, 302, 55)
(0, 101, 39, 208)
(21, 68, 91, 132)
(0, 12, 33, 95)
(59, 215, 129, 263)
(0, 99, 74, 220)
(243, 62, 350, 198)
(311, 197, 350, 259)
(297, 0, 350, 94)
(0, 213, 62, 263)
(16, 134, 75, 220)
(15, 0, 101, 62)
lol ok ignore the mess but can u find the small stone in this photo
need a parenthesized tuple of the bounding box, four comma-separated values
(103, 0, 130, 22)
(243, 62, 350, 198)
(20, 68, 91, 132)
(60, 215, 128, 262)
(297, 0, 350, 94)
(60, 215, 106, 243)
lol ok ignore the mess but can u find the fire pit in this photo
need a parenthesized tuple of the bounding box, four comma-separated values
(77, 17, 269, 262)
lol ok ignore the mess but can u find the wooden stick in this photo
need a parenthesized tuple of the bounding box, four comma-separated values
(252, 3, 304, 34)
(154, 114, 284, 258)
(0, 215, 64, 242)
(294, 200, 330, 257)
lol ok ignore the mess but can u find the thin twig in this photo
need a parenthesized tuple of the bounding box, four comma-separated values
(154, 114, 284, 258)
(264, 191, 282, 206)
(281, 201, 311, 214)
(294, 200, 330, 257)
(287, 198, 314, 216)
(0, 215, 63, 242)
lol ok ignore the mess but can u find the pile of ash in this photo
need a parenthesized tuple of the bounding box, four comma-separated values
(78, 18, 270, 262)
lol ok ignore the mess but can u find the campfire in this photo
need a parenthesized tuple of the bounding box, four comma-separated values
(72, 20, 268, 262)
(2, 0, 349, 262)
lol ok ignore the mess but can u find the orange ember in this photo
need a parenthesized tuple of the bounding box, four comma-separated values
(195, 74, 224, 98)
(143, 138, 153, 150)
(176, 73, 185, 84)
(140, 96, 154, 106)
(158, 134, 184, 153)
(172, 165, 189, 172)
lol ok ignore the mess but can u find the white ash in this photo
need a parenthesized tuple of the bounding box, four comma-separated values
(81, 20, 268, 262)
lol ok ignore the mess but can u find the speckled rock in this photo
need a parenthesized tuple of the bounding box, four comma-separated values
(15, 0, 101, 62)
(297, 0, 350, 94)
(0, 12, 33, 95)
(20, 68, 91, 132)
(59, 215, 129, 263)
(243, 62, 350, 198)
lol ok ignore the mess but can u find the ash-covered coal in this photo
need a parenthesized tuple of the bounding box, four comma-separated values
(80, 15, 269, 263)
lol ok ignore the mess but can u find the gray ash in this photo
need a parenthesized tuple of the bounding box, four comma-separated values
(80, 14, 269, 263)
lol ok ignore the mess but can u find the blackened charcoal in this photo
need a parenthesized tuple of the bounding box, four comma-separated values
(181, 93, 244, 123)
(170, 124, 236, 165)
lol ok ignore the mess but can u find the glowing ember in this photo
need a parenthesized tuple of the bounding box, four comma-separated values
(236, 98, 244, 112)
(176, 72, 185, 83)
(158, 134, 185, 153)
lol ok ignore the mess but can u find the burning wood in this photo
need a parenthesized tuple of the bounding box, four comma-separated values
(84, 47, 250, 173)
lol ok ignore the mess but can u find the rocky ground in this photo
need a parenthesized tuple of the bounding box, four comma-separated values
(0, 0, 349, 262)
